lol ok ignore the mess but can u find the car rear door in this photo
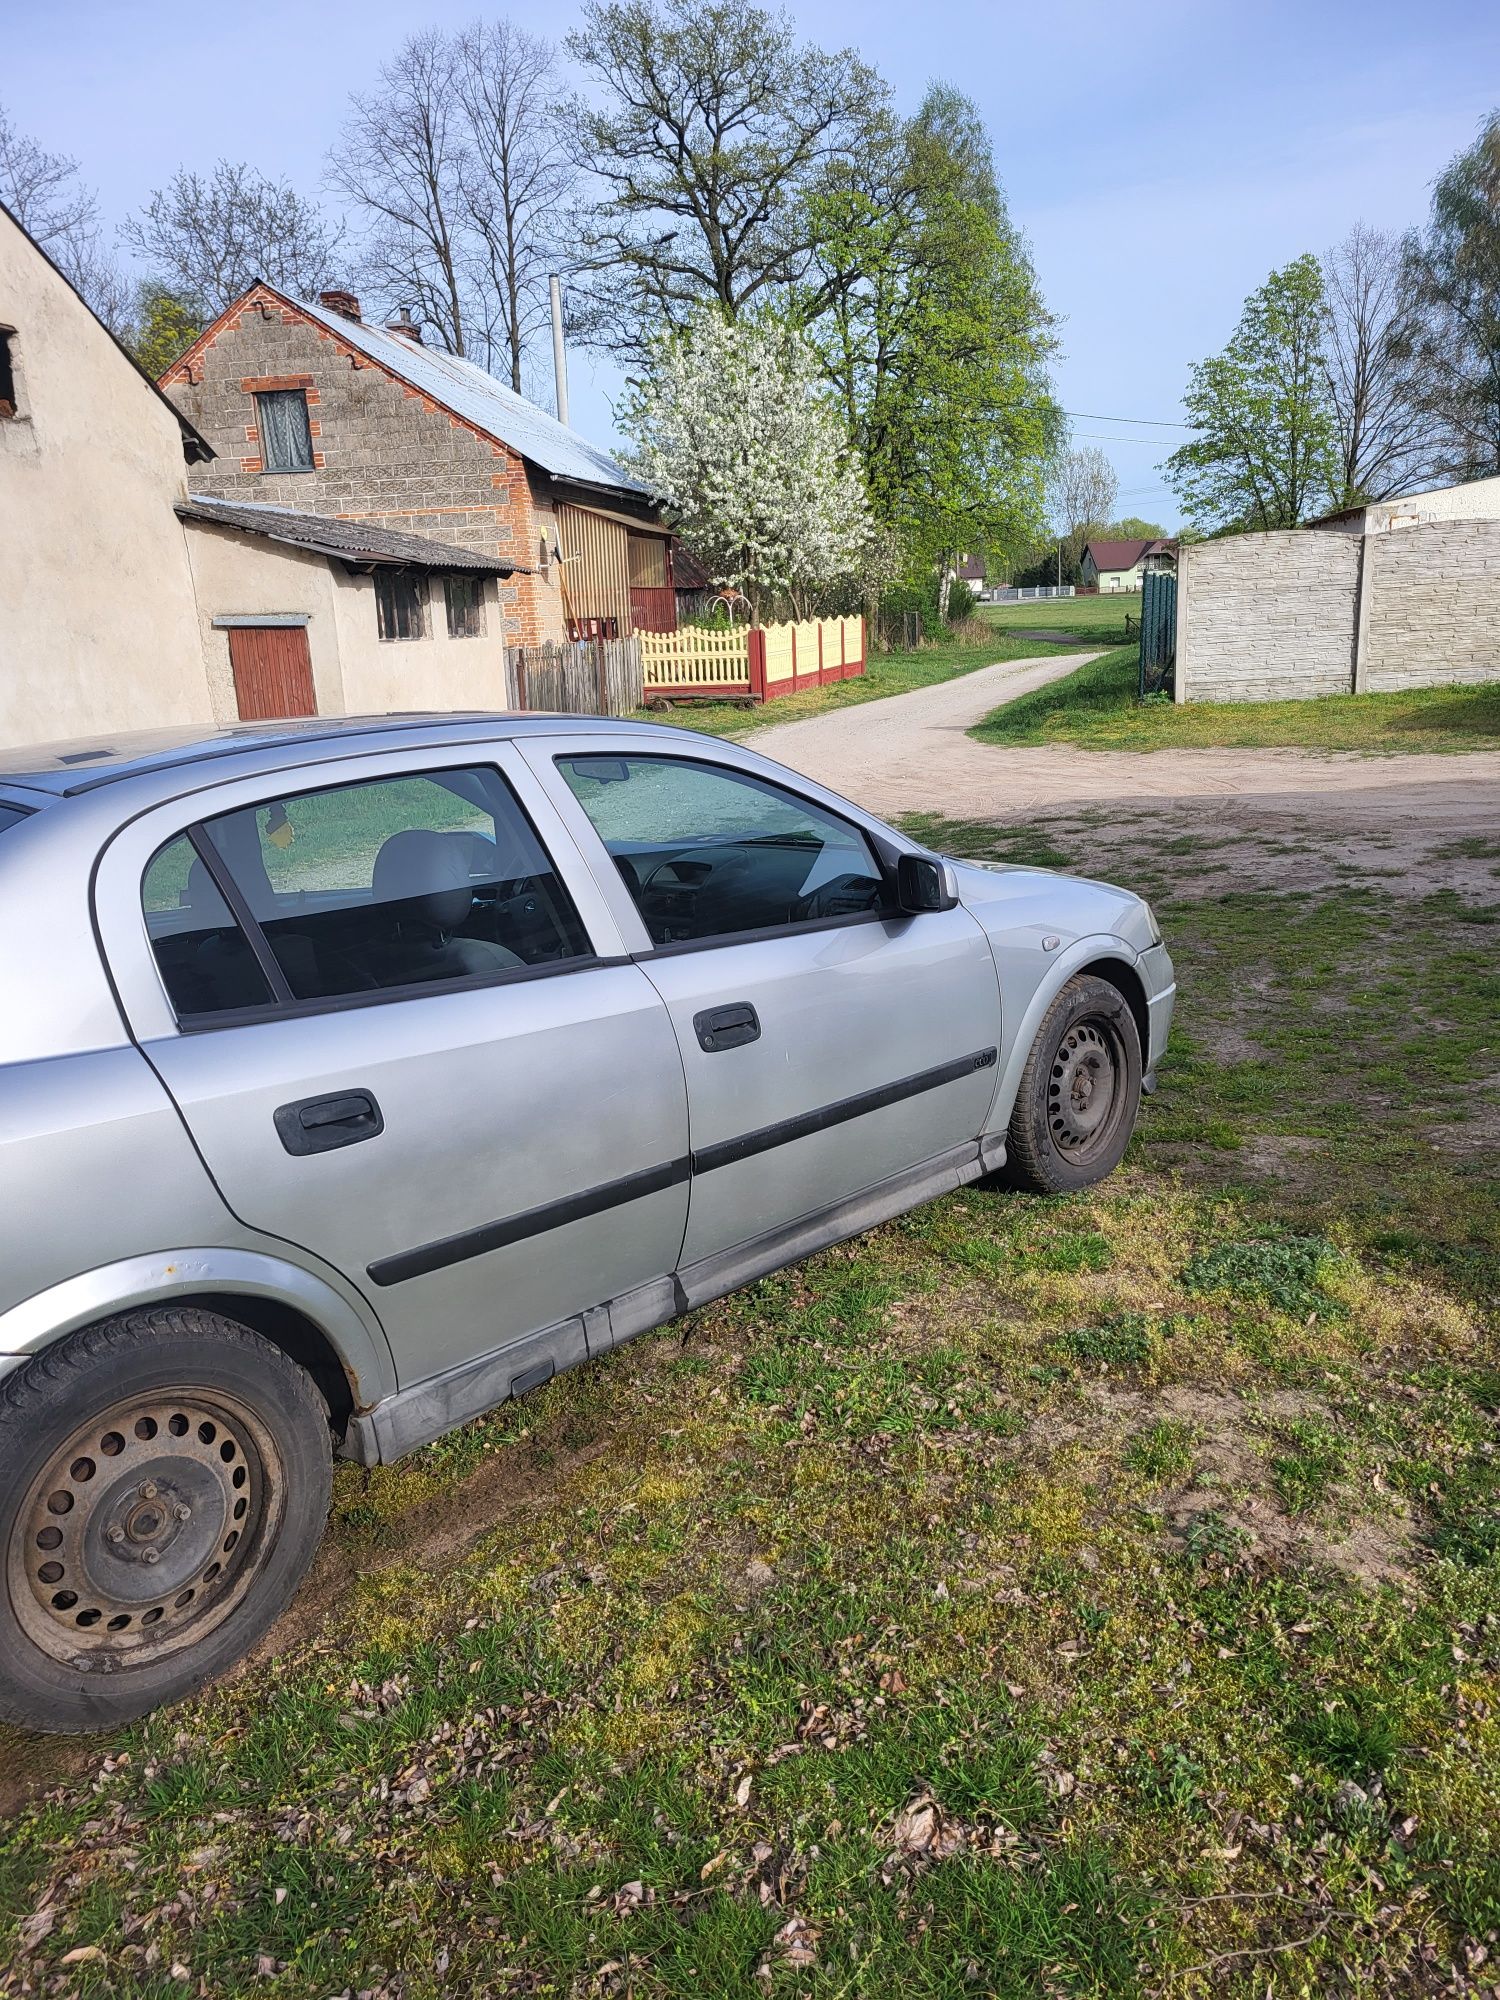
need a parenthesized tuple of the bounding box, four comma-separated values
(523, 740, 1003, 1291)
(95, 743, 690, 1392)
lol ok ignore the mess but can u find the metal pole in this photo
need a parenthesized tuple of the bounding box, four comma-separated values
(549, 275, 570, 429)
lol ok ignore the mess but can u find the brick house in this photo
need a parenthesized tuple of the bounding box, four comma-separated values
(160, 284, 677, 647)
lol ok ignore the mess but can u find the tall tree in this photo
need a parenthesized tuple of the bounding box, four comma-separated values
(0, 102, 128, 327)
(454, 19, 572, 392)
(122, 160, 344, 316)
(1321, 222, 1437, 504)
(1164, 255, 1336, 532)
(1048, 445, 1119, 577)
(127, 283, 206, 379)
(1401, 111, 1500, 482)
(329, 30, 472, 355)
(564, 0, 885, 357)
(801, 85, 1058, 585)
(621, 310, 872, 620)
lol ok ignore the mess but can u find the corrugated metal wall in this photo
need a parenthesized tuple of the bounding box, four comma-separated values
(556, 503, 632, 635)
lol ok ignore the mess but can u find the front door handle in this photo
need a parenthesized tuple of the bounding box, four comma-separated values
(694, 1001, 761, 1053)
(274, 1090, 384, 1156)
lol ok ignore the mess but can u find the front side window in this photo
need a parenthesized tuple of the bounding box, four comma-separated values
(557, 754, 890, 946)
(376, 570, 428, 641)
(444, 574, 486, 638)
(255, 389, 314, 473)
(143, 767, 591, 1017)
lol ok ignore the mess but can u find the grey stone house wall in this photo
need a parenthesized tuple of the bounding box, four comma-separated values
(1363, 519, 1500, 691)
(162, 292, 561, 644)
(1177, 531, 1359, 702)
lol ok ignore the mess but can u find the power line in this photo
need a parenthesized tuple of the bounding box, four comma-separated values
(1070, 432, 1187, 446)
(1063, 409, 1194, 430)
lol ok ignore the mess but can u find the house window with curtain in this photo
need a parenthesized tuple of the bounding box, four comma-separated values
(444, 575, 486, 638)
(255, 389, 314, 473)
(375, 570, 429, 641)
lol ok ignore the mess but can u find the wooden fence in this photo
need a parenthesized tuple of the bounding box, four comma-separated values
(504, 637, 642, 717)
(640, 616, 865, 706)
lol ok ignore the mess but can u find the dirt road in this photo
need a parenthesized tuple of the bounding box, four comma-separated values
(749, 651, 1500, 834)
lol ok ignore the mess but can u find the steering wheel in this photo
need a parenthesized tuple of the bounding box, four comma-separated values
(797, 872, 881, 921)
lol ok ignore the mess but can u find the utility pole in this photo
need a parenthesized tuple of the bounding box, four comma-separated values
(549, 275, 570, 429)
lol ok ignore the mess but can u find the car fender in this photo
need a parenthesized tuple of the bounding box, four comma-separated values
(984, 931, 1150, 1138)
(0, 1248, 395, 1410)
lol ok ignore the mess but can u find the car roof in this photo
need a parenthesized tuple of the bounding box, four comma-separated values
(0, 711, 685, 801)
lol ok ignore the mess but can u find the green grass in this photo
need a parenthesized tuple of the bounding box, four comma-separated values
(1, 808, 1497, 1997)
(973, 644, 1500, 753)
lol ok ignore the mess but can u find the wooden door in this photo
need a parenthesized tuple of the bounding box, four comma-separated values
(227, 625, 317, 721)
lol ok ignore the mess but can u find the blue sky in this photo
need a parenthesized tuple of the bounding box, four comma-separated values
(9, 0, 1498, 528)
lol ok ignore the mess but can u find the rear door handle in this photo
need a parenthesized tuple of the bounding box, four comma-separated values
(274, 1090, 384, 1156)
(694, 1001, 761, 1053)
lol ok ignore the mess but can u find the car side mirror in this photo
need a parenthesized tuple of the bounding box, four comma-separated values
(895, 852, 959, 914)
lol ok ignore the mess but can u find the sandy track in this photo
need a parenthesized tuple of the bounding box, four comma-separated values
(749, 651, 1500, 827)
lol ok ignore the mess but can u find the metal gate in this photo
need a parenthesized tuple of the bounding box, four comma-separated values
(1138, 571, 1177, 697)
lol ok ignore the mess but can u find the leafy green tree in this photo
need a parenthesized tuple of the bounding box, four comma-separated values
(1402, 112, 1500, 480)
(801, 84, 1059, 587)
(564, 0, 883, 358)
(1106, 515, 1168, 539)
(127, 284, 204, 380)
(1164, 255, 1337, 532)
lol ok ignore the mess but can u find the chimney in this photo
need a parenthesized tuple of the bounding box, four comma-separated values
(387, 308, 423, 344)
(319, 289, 362, 322)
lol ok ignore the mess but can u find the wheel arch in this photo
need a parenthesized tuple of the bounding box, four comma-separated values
(987, 934, 1148, 1137)
(1075, 954, 1149, 1062)
(0, 1251, 394, 1447)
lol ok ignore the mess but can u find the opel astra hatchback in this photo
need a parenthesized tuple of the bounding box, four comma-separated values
(0, 714, 1174, 1732)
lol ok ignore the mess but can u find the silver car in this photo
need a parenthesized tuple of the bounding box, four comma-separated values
(0, 715, 1174, 1732)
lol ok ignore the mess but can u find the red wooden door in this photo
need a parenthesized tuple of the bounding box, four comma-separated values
(227, 625, 317, 721)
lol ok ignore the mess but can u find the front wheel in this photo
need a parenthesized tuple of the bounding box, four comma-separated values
(0, 1308, 331, 1735)
(1001, 974, 1142, 1194)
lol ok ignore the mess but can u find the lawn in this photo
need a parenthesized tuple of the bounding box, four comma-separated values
(974, 644, 1500, 755)
(1, 808, 1497, 1997)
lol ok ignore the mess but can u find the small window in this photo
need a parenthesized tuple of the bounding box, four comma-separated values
(376, 570, 429, 642)
(557, 754, 890, 947)
(0, 329, 17, 418)
(142, 835, 275, 1017)
(255, 389, 314, 473)
(444, 574, 486, 639)
(191, 766, 590, 1006)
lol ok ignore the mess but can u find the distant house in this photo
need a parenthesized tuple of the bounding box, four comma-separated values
(1307, 474, 1500, 536)
(160, 285, 676, 644)
(957, 553, 985, 590)
(1080, 537, 1177, 593)
(0, 202, 532, 744)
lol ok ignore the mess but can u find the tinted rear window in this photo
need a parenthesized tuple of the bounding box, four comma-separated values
(0, 804, 29, 834)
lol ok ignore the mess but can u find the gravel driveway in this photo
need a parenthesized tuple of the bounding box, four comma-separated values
(749, 651, 1500, 832)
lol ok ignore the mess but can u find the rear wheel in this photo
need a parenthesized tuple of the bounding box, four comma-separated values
(0, 1309, 331, 1734)
(1002, 974, 1142, 1194)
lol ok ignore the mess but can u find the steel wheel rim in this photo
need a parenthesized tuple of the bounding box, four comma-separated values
(10, 1388, 283, 1671)
(1047, 1016, 1126, 1164)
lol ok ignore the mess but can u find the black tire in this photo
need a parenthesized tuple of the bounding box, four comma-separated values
(1001, 974, 1142, 1194)
(0, 1308, 331, 1735)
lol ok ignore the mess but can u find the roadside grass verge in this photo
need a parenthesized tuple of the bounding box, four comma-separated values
(978, 596, 1139, 644)
(0, 810, 1496, 1997)
(637, 630, 1092, 743)
(973, 645, 1500, 754)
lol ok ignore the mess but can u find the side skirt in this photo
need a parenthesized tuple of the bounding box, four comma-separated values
(344, 1136, 1005, 1466)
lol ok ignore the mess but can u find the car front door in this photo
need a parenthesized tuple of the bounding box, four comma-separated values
(96, 745, 690, 1394)
(527, 742, 1004, 1292)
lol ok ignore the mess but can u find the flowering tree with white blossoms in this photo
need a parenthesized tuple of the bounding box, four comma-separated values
(622, 311, 874, 622)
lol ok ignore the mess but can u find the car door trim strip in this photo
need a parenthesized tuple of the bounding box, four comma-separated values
(367, 1155, 694, 1287)
(689, 1047, 997, 1174)
(364, 1047, 997, 1288)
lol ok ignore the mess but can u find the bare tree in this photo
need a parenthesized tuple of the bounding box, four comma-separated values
(1048, 445, 1118, 577)
(0, 103, 129, 327)
(122, 161, 344, 315)
(1321, 222, 1438, 503)
(563, 0, 886, 358)
(328, 30, 472, 356)
(454, 20, 573, 393)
